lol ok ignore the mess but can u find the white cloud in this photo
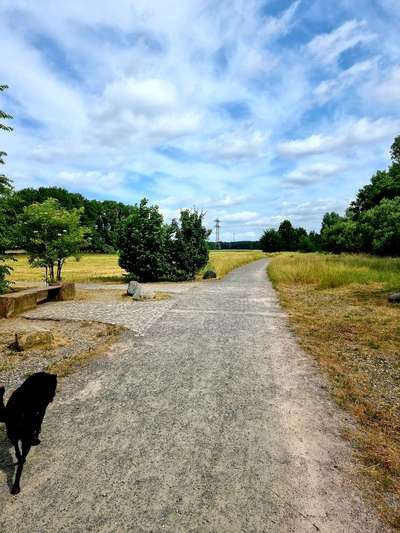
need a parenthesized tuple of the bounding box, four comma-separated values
(367, 65, 400, 105)
(221, 211, 260, 222)
(307, 20, 376, 65)
(56, 170, 123, 188)
(203, 130, 268, 160)
(285, 161, 348, 185)
(278, 117, 399, 157)
(314, 59, 376, 102)
(99, 78, 178, 116)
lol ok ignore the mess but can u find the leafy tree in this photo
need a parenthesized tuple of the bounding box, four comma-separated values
(349, 167, 400, 217)
(297, 233, 314, 252)
(320, 219, 362, 254)
(0, 84, 13, 293)
(18, 198, 89, 283)
(0, 84, 13, 195)
(167, 209, 210, 280)
(359, 198, 400, 256)
(277, 220, 297, 251)
(4, 186, 134, 251)
(390, 135, 400, 165)
(260, 229, 282, 252)
(117, 198, 168, 282)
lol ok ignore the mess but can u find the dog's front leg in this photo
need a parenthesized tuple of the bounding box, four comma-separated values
(32, 406, 47, 445)
(11, 440, 31, 495)
(13, 441, 22, 464)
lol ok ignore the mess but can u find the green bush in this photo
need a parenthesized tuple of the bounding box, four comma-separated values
(167, 209, 210, 280)
(117, 199, 168, 282)
(117, 199, 210, 282)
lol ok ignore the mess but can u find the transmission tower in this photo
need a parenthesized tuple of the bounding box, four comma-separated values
(214, 219, 221, 249)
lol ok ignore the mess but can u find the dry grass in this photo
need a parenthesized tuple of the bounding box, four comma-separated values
(268, 253, 400, 527)
(8, 251, 265, 283)
(200, 250, 265, 279)
(8, 254, 125, 283)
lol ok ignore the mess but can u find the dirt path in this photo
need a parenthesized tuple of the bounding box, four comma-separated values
(0, 260, 387, 532)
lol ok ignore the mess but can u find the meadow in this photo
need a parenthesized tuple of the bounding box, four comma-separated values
(268, 252, 400, 526)
(8, 250, 264, 283)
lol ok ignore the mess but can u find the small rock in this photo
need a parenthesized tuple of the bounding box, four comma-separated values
(203, 270, 217, 279)
(127, 281, 142, 298)
(15, 330, 54, 351)
(388, 292, 400, 304)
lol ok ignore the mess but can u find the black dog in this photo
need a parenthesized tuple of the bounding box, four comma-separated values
(0, 372, 57, 494)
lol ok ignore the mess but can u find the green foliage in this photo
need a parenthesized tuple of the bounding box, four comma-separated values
(359, 198, 400, 255)
(117, 199, 210, 282)
(0, 84, 13, 293)
(349, 166, 400, 217)
(260, 228, 282, 252)
(167, 209, 210, 280)
(260, 220, 317, 253)
(3, 186, 134, 252)
(390, 135, 400, 165)
(19, 198, 89, 283)
(0, 84, 13, 194)
(321, 219, 363, 254)
(117, 198, 169, 282)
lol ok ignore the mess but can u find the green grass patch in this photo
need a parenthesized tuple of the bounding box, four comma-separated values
(268, 252, 400, 291)
(201, 250, 265, 279)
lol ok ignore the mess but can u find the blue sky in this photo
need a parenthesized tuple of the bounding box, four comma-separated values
(1, 0, 399, 240)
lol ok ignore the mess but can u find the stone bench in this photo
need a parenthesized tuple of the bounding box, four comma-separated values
(0, 283, 75, 318)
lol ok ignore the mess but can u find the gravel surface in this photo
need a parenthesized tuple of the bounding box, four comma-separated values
(23, 298, 176, 336)
(0, 259, 388, 532)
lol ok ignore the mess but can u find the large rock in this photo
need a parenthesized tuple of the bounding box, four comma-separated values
(127, 281, 142, 299)
(388, 292, 400, 304)
(15, 330, 54, 351)
(203, 270, 217, 279)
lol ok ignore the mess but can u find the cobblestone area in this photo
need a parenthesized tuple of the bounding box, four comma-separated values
(23, 296, 179, 335)
(76, 281, 199, 294)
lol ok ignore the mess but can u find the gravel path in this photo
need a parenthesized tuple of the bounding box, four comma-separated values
(0, 260, 387, 532)
(24, 298, 175, 336)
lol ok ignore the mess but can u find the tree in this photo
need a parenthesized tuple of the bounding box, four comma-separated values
(117, 198, 168, 282)
(3, 186, 134, 251)
(0, 84, 13, 293)
(167, 209, 210, 280)
(18, 198, 89, 284)
(359, 198, 400, 256)
(390, 135, 400, 165)
(0, 85, 13, 195)
(277, 220, 297, 251)
(260, 229, 282, 252)
(320, 219, 362, 254)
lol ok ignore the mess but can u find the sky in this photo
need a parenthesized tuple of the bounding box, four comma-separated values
(1, 0, 399, 241)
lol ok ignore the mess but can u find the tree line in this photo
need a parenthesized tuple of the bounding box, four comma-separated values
(260, 135, 400, 256)
(1, 186, 135, 253)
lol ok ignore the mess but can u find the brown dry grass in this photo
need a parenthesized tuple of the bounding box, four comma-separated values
(269, 254, 400, 527)
(9, 251, 265, 284)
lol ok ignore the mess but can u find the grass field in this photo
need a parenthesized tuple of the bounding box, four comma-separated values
(268, 253, 400, 527)
(201, 250, 264, 279)
(7, 250, 264, 283)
